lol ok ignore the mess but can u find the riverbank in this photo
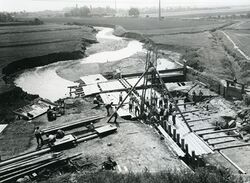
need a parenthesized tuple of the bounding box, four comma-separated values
(0, 23, 98, 121)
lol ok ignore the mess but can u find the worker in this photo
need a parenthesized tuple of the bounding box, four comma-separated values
(93, 96, 100, 108)
(145, 97, 150, 108)
(199, 90, 204, 102)
(118, 92, 123, 105)
(112, 108, 118, 124)
(102, 156, 117, 170)
(56, 129, 65, 139)
(150, 114, 157, 125)
(169, 102, 173, 115)
(105, 102, 113, 116)
(184, 96, 189, 110)
(135, 105, 140, 117)
(129, 97, 133, 112)
(87, 122, 95, 131)
(163, 106, 169, 121)
(192, 91, 197, 105)
(46, 134, 56, 147)
(233, 76, 237, 84)
(172, 110, 177, 125)
(34, 127, 43, 148)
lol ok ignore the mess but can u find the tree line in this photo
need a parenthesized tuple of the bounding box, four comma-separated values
(64, 6, 140, 17)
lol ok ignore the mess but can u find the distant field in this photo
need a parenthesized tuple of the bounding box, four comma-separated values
(44, 17, 230, 33)
(0, 24, 95, 67)
(0, 23, 96, 93)
(149, 32, 213, 48)
(226, 20, 250, 30)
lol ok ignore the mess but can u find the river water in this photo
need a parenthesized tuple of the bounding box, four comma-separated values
(15, 27, 178, 102)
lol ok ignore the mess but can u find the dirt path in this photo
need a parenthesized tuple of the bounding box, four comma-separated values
(220, 30, 250, 60)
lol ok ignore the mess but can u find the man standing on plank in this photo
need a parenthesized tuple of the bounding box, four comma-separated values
(34, 127, 43, 148)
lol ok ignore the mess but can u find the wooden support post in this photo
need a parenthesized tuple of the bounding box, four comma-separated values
(192, 151, 196, 160)
(176, 133, 180, 145)
(185, 144, 189, 155)
(181, 139, 185, 150)
(173, 129, 176, 142)
(163, 120, 167, 131)
(168, 125, 172, 136)
(107, 66, 151, 123)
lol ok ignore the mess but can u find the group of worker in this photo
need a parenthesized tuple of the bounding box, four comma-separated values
(34, 127, 65, 149)
(47, 104, 65, 122)
(141, 94, 178, 126)
(192, 90, 204, 105)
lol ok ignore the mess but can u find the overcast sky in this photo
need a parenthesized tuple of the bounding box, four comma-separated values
(1, 0, 250, 12)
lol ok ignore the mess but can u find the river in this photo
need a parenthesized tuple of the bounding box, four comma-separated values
(15, 27, 178, 102)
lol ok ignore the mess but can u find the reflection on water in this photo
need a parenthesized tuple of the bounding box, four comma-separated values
(15, 66, 75, 102)
(15, 26, 179, 102)
(15, 27, 144, 101)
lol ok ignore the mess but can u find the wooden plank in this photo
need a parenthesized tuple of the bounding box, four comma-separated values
(204, 135, 239, 141)
(122, 68, 184, 78)
(177, 102, 194, 106)
(209, 139, 235, 146)
(77, 134, 99, 143)
(193, 127, 215, 132)
(198, 128, 237, 136)
(53, 134, 76, 146)
(80, 74, 107, 85)
(176, 109, 199, 115)
(0, 148, 51, 167)
(187, 118, 211, 123)
(214, 143, 250, 151)
(42, 115, 104, 134)
(95, 125, 117, 135)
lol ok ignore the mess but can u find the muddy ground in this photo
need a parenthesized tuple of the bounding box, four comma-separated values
(1, 97, 188, 174)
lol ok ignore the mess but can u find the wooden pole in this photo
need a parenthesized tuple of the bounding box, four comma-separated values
(181, 139, 185, 150)
(173, 129, 176, 142)
(107, 66, 151, 123)
(152, 67, 193, 132)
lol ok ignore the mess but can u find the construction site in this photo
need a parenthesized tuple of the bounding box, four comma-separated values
(1, 39, 250, 182)
(2, 1, 250, 182)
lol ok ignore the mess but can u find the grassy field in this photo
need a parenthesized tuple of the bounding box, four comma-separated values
(43, 167, 242, 183)
(0, 23, 96, 93)
(44, 17, 230, 32)
(42, 17, 239, 82)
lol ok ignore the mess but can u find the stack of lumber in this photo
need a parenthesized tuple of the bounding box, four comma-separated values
(0, 152, 81, 183)
(42, 115, 105, 134)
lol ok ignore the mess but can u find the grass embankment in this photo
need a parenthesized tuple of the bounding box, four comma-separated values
(0, 23, 97, 121)
(43, 168, 242, 183)
(44, 17, 239, 84)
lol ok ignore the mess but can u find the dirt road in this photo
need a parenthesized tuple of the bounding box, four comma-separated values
(220, 30, 250, 60)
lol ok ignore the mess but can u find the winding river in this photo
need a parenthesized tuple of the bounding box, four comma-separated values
(15, 27, 178, 102)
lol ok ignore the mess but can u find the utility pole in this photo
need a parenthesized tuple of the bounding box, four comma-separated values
(159, 0, 161, 20)
(115, 0, 117, 15)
